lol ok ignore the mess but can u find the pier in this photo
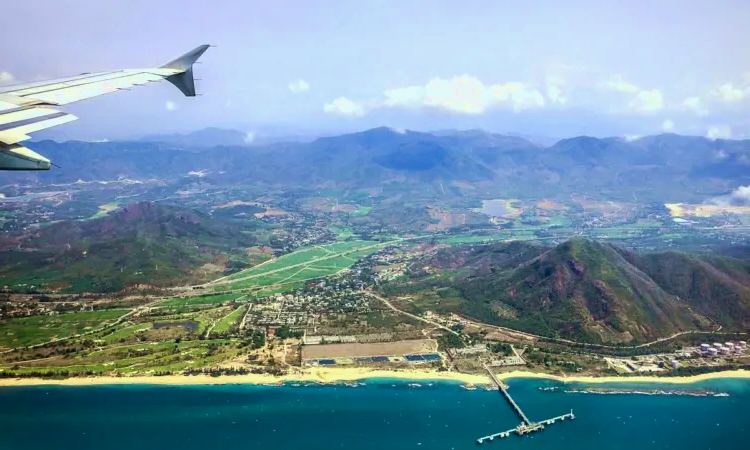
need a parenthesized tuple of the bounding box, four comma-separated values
(476, 365, 574, 444)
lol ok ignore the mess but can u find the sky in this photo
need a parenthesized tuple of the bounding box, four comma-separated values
(1, 0, 749, 141)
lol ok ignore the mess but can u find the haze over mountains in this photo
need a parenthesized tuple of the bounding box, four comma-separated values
(6, 127, 748, 204)
(137, 127, 321, 148)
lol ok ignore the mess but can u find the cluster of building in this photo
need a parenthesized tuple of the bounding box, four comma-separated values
(698, 341, 747, 357)
(305, 352, 442, 367)
(267, 226, 337, 253)
(245, 282, 373, 331)
(303, 333, 393, 345)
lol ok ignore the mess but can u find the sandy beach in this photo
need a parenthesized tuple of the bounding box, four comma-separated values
(0, 368, 748, 387)
(0, 368, 488, 387)
(494, 369, 750, 384)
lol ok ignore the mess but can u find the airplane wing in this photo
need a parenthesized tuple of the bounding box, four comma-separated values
(0, 45, 210, 170)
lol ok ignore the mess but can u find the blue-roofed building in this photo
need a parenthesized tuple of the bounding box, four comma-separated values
(404, 354, 425, 362)
(318, 359, 336, 365)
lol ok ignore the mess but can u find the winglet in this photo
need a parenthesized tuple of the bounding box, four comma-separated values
(160, 45, 210, 72)
(161, 45, 210, 97)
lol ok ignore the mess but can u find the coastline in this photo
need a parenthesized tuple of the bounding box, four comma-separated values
(494, 369, 750, 384)
(0, 368, 748, 387)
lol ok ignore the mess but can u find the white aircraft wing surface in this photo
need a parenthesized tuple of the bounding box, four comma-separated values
(0, 45, 210, 170)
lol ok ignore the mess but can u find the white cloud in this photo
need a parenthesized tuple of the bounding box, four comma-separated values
(598, 76, 639, 93)
(288, 79, 310, 93)
(661, 119, 675, 132)
(165, 101, 177, 112)
(681, 96, 709, 116)
(244, 131, 255, 144)
(381, 76, 545, 114)
(623, 134, 641, 142)
(629, 89, 663, 114)
(713, 83, 748, 102)
(707, 125, 732, 140)
(323, 97, 366, 117)
(710, 185, 750, 206)
(545, 75, 567, 106)
(0, 71, 14, 85)
(728, 186, 750, 205)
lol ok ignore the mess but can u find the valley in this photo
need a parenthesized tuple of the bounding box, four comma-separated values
(1, 128, 749, 382)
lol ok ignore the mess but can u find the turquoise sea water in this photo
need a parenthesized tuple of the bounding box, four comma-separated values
(0, 378, 748, 450)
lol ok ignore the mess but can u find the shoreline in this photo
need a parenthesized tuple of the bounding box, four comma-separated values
(495, 369, 750, 384)
(0, 368, 748, 387)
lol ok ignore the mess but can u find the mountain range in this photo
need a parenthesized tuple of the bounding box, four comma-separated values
(3, 128, 749, 204)
(397, 239, 750, 344)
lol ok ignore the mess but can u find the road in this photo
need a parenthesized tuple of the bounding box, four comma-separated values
(460, 316, 732, 350)
(363, 291, 459, 336)
(363, 292, 735, 352)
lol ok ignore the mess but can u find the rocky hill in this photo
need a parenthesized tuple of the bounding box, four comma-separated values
(400, 239, 750, 344)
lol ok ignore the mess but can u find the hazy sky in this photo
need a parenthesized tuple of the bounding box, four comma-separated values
(1, 0, 749, 140)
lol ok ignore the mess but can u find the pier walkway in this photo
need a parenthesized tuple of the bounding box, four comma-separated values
(483, 364, 531, 425)
(477, 365, 574, 444)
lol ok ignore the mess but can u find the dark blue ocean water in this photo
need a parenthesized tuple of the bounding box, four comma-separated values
(0, 378, 748, 450)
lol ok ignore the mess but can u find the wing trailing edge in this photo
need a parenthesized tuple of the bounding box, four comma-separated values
(0, 45, 211, 170)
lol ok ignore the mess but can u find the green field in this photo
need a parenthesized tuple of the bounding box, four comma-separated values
(352, 205, 372, 216)
(1, 339, 239, 376)
(160, 292, 246, 307)
(0, 310, 126, 348)
(97, 323, 151, 344)
(212, 240, 378, 292)
(212, 305, 247, 335)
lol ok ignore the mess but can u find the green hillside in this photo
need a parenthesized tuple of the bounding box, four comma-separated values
(396, 239, 750, 344)
(0, 202, 258, 292)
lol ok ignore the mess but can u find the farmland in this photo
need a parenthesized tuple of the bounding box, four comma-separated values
(0, 310, 125, 349)
(211, 240, 379, 291)
(211, 305, 247, 335)
(160, 293, 247, 307)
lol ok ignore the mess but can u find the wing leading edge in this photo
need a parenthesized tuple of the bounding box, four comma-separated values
(0, 45, 210, 170)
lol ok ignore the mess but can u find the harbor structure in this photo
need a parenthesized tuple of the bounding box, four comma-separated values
(476, 365, 574, 444)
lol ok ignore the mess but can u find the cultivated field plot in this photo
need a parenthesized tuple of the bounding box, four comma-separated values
(3, 339, 238, 376)
(160, 293, 246, 307)
(302, 339, 437, 360)
(212, 240, 378, 291)
(0, 310, 125, 349)
(212, 305, 247, 334)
